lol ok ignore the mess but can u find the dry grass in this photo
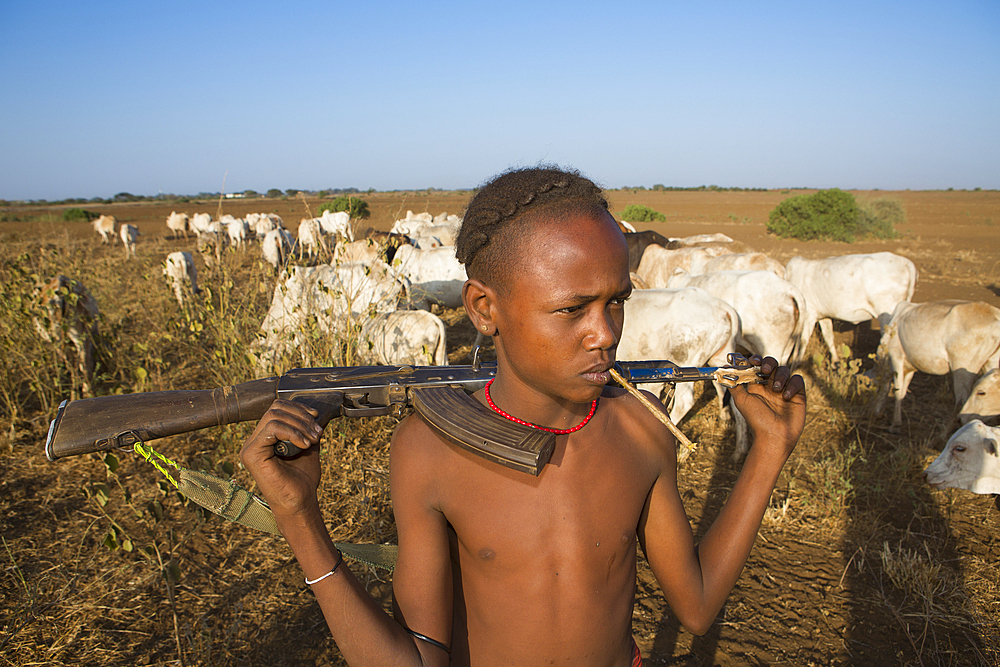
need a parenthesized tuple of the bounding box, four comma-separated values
(1, 200, 998, 666)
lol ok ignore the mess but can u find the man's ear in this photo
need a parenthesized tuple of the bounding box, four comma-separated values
(462, 279, 499, 336)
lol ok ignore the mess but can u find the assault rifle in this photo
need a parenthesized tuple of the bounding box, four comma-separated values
(45, 357, 761, 475)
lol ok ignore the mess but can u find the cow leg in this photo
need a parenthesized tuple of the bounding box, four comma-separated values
(668, 384, 696, 425)
(818, 318, 839, 362)
(892, 367, 916, 432)
(952, 368, 978, 406)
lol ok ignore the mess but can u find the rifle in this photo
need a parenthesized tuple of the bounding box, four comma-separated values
(45, 357, 762, 476)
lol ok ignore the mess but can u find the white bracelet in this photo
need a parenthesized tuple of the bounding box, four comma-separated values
(305, 550, 344, 585)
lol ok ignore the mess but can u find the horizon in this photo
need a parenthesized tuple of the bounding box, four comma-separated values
(2, 1, 998, 201)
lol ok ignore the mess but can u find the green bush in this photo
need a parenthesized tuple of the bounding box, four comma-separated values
(767, 189, 862, 242)
(620, 204, 666, 223)
(856, 198, 904, 240)
(318, 195, 371, 220)
(62, 208, 99, 222)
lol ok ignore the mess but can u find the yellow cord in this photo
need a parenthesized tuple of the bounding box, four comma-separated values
(133, 442, 180, 488)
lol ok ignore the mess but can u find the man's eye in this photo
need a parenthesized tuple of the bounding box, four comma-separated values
(559, 305, 583, 314)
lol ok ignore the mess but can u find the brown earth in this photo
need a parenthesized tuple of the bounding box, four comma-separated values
(1, 190, 998, 666)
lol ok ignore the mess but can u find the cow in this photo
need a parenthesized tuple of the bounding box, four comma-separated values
(702, 252, 785, 279)
(636, 244, 733, 288)
(359, 309, 448, 366)
(623, 230, 677, 272)
(391, 210, 435, 236)
(190, 212, 214, 235)
(163, 251, 201, 306)
(253, 213, 282, 240)
(362, 229, 412, 264)
(679, 233, 734, 246)
(412, 223, 458, 249)
(875, 300, 1000, 431)
(617, 287, 749, 458)
(255, 260, 409, 369)
(226, 218, 250, 249)
(166, 211, 190, 239)
(297, 217, 327, 258)
(959, 368, 1000, 426)
(318, 209, 354, 242)
(392, 243, 467, 310)
(92, 215, 117, 244)
(666, 270, 806, 366)
(333, 239, 383, 266)
(261, 228, 296, 272)
(34, 276, 100, 399)
(784, 252, 917, 363)
(120, 224, 139, 259)
(924, 420, 1000, 494)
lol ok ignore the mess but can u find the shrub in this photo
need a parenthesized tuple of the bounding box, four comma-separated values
(621, 204, 666, 223)
(318, 195, 371, 220)
(62, 208, 99, 222)
(766, 189, 861, 242)
(856, 198, 903, 240)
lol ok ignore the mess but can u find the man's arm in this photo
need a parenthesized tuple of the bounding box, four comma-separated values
(240, 400, 452, 666)
(637, 356, 805, 635)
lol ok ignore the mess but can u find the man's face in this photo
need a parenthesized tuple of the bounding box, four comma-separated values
(490, 209, 631, 406)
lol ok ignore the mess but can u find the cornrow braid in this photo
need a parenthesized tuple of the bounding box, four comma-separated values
(456, 166, 609, 290)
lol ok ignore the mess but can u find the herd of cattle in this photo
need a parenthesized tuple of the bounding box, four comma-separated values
(37, 210, 1000, 496)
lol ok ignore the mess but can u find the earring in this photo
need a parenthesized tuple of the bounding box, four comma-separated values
(482, 325, 488, 331)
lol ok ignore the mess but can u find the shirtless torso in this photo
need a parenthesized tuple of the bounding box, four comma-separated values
(391, 385, 674, 667)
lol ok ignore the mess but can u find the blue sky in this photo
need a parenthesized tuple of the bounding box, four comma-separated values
(2, 1, 997, 200)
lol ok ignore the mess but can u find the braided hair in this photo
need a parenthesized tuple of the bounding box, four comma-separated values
(456, 165, 610, 290)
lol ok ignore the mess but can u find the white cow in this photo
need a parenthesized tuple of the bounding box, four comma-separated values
(297, 217, 327, 257)
(636, 245, 733, 288)
(34, 276, 100, 399)
(318, 210, 354, 242)
(702, 252, 785, 279)
(924, 420, 1000, 494)
(120, 224, 139, 259)
(359, 310, 448, 366)
(226, 218, 250, 249)
(162, 251, 201, 306)
(255, 261, 409, 368)
(876, 300, 1000, 430)
(679, 233, 734, 246)
(253, 214, 280, 240)
(92, 215, 117, 244)
(391, 210, 435, 236)
(262, 228, 296, 272)
(166, 211, 190, 239)
(190, 212, 214, 234)
(333, 239, 383, 266)
(960, 368, 1000, 426)
(618, 287, 750, 458)
(785, 252, 917, 362)
(666, 270, 806, 366)
(392, 243, 467, 310)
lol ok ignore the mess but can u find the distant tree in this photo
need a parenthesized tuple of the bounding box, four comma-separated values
(266, 188, 283, 198)
(652, 184, 666, 191)
(285, 188, 299, 196)
(62, 208, 99, 222)
(243, 189, 258, 197)
(621, 204, 666, 223)
(317, 195, 371, 220)
(317, 190, 331, 199)
(765, 188, 897, 242)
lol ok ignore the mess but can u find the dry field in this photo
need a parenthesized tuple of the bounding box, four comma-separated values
(1, 189, 998, 666)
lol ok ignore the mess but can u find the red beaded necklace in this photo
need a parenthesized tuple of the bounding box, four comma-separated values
(484, 379, 599, 435)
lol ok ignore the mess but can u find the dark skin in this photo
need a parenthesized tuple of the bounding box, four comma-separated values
(240, 209, 806, 666)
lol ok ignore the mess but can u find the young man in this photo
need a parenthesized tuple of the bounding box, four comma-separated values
(240, 166, 806, 666)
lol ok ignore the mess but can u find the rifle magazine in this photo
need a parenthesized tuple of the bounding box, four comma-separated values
(411, 386, 554, 476)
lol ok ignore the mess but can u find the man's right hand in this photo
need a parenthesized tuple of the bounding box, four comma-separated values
(239, 399, 326, 519)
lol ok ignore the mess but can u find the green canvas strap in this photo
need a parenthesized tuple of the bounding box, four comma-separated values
(133, 442, 398, 570)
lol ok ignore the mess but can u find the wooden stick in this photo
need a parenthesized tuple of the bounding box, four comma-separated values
(609, 367, 697, 463)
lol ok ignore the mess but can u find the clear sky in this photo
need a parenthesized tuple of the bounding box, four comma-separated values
(2, 1, 998, 201)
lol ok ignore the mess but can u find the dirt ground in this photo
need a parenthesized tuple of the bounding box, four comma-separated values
(1, 190, 998, 666)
